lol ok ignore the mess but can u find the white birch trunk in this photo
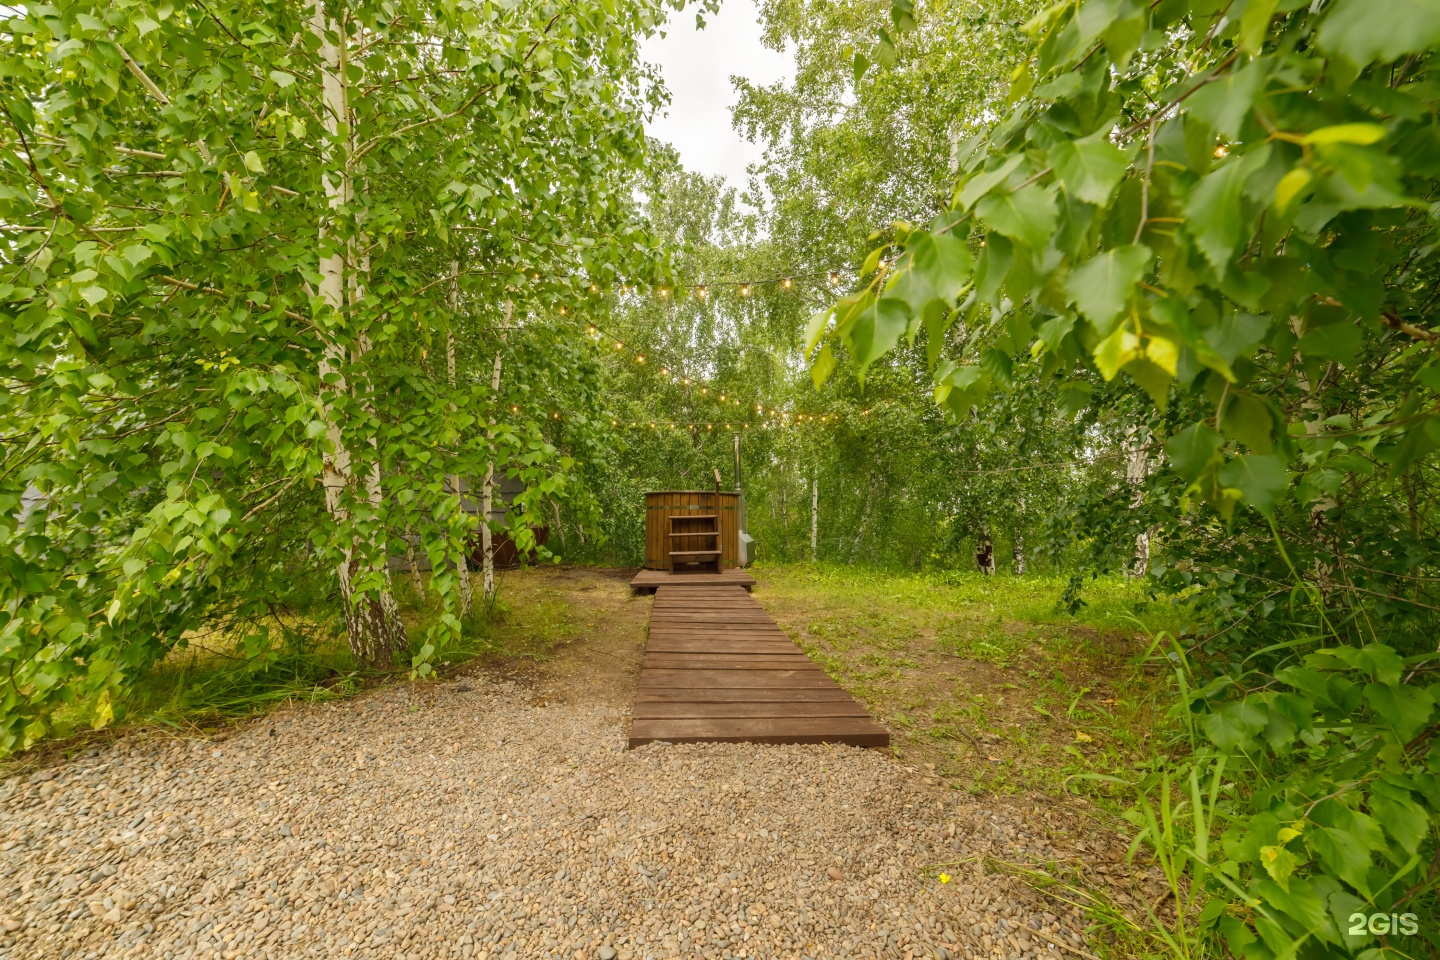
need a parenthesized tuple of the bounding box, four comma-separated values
(810, 473, 818, 562)
(481, 301, 511, 603)
(311, 4, 405, 668)
(447, 260, 473, 619)
(1125, 427, 1151, 579)
(1013, 496, 1026, 575)
(976, 527, 996, 575)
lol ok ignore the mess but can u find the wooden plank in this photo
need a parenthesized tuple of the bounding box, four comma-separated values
(633, 701, 872, 719)
(628, 718, 888, 748)
(628, 578, 887, 748)
(637, 669, 835, 688)
(635, 688, 859, 703)
(645, 642, 799, 654)
(642, 657, 818, 670)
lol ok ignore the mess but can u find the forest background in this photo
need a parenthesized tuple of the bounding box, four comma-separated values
(2, 0, 1438, 957)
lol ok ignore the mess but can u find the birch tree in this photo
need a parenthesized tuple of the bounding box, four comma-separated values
(0, 0, 692, 750)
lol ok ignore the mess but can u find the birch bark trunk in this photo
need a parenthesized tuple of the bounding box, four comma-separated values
(311, 4, 406, 668)
(1125, 427, 1151, 579)
(480, 301, 511, 603)
(1013, 495, 1027, 575)
(976, 527, 996, 575)
(810, 473, 818, 562)
(447, 260, 473, 619)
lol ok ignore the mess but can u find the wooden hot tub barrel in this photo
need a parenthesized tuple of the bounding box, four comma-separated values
(643, 490, 741, 570)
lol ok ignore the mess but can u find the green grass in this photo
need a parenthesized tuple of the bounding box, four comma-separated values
(750, 561, 1189, 799)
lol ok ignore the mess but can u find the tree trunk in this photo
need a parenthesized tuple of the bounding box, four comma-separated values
(481, 304, 510, 603)
(976, 527, 996, 575)
(810, 472, 818, 562)
(1013, 495, 1026, 575)
(1125, 427, 1151, 579)
(312, 4, 406, 669)
(447, 260, 473, 619)
(847, 476, 879, 564)
(404, 527, 425, 599)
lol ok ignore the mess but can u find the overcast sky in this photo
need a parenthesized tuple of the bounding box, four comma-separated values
(640, 0, 795, 195)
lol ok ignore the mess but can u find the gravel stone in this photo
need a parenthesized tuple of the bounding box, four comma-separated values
(0, 572, 1099, 959)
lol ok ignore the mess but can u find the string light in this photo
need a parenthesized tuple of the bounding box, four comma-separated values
(740, 284, 750, 296)
(697, 285, 706, 297)
(636, 355, 645, 364)
(829, 271, 839, 285)
(783, 278, 792, 289)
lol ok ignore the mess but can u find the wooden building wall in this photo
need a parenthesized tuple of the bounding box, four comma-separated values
(643, 491, 741, 570)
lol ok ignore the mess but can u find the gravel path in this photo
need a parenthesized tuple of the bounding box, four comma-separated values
(1, 573, 1102, 960)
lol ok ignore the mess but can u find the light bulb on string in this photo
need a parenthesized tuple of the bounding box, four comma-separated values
(659, 287, 668, 298)
(590, 283, 598, 293)
(636, 355, 645, 364)
(740, 284, 750, 296)
(697, 286, 706, 298)
(614, 341, 623, 350)
(829, 272, 839, 285)
(783, 278, 792, 289)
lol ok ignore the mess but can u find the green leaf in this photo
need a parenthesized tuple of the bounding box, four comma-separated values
(843, 296, 910, 373)
(1259, 844, 1298, 891)
(1066, 244, 1151, 336)
(1218, 454, 1290, 516)
(907, 231, 973, 303)
(811, 341, 837, 388)
(852, 51, 871, 83)
(1050, 130, 1137, 205)
(1274, 167, 1314, 212)
(1303, 123, 1387, 146)
(1203, 697, 1267, 749)
(1167, 424, 1224, 484)
(1093, 326, 1140, 380)
(1317, 0, 1440, 66)
(1203, 312, 1271, 366)
(1218, 392, 1276, 452)
(1370, 785, 1429, 855)
(957, 155, 1024, 211)
(243, 150, 265, 173)
(976, 184, 1058, 252)
(1239, 0, 1280, 54)
(1185, 161, 1248, 273)
(922, 299, 953, 369)
(1310, 819, 1382, 898)
(1297, 322, 1362, 365)
(1364, 682, 1434, 740)
(1187, 61, 1268, 140)
(804, 307, 833, 354)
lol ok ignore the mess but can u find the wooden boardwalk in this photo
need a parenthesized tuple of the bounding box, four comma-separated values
(629, 566, 756, 592)
(629, 584, 889, 749)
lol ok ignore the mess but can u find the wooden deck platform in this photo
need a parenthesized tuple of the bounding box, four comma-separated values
(629, 566, 757, 592)
(629, 585, 889, 749)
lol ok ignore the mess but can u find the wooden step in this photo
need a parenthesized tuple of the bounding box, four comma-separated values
(669, 531, 719, 538)
(669, 549, 721, 559)
(669, 515, 717, 523)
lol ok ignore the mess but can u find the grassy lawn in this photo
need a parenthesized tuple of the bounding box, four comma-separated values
(750, 562, 1191, 799)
